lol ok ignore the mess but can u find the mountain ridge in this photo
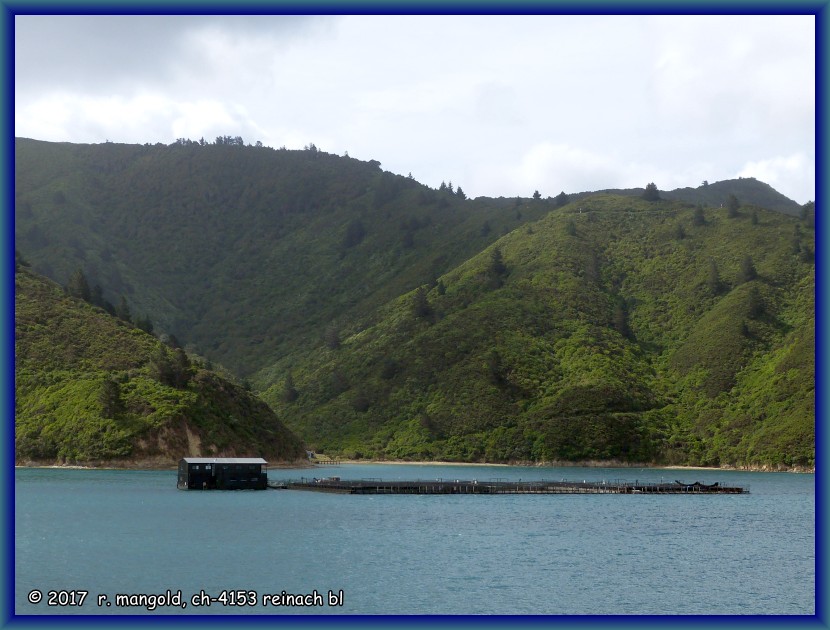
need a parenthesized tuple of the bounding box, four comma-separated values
(573, 178, 804, 216)
(14, 138, 814, 469)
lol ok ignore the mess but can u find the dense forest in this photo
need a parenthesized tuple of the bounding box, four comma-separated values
(14, 138, 815, 469)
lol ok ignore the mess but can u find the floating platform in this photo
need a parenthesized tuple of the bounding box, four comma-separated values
(269, 477, 748, 495)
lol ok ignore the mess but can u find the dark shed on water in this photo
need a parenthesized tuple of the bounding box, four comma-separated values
(177, 457, 268, 490)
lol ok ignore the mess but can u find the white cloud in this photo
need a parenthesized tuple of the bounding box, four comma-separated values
(16, 93, 172, 142)
(171, 101, 242, 141)
(13, 14, 816, 203)
(737, 154, 814, 203)
(506, 143, 620, 196)
(15, 93, 271, 147)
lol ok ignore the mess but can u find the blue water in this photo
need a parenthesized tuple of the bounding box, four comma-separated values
(14, 464, 815, 616)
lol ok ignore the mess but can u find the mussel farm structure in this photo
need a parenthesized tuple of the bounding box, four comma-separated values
(268, 477, 749, 495)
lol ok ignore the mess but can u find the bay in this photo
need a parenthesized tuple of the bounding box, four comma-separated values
(14, 464, 814, 616)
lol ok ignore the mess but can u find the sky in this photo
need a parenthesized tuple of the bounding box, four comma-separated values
(14, 14, 816, 204)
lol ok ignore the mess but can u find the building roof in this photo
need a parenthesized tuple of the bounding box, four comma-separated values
(181, 457, 268, 464)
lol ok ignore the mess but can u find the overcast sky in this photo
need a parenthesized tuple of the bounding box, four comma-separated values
(15, 14, 815, 203)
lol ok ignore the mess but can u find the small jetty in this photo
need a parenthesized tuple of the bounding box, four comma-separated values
(268, 477, 748, 495)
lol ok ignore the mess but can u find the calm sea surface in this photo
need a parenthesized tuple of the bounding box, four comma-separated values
(14, 464, 814, 616)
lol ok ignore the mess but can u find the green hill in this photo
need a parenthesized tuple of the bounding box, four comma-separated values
(14, 139, 814, 470)
(664, 178, 804, 216)
(579, 178, 804, 216)
(14, 264, 306, 467)
(262, 195, 814, 469)
(14, 138, 548, 377)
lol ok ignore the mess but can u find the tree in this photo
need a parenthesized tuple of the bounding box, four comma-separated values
(135, 315, 153, 334)
(747, 285, 764, 319)
(565, 219, 577, 236)
(692, 205, 706, 226)
(330, 369, 349, 395)
(411, 286, 433, 321)
(150, 346, 190, 388)
(751, 210, 759, 225)
(171, 348, 192, 388)
(282, 372, 299, 402)
(324, 325, 341, 350)
(456, 186, 467, 200)
(351, 391, 371, 412)
(67, 268, 91, 302)
(488, 247, 507, 276)
(486, 350, 505, 386)
(373, 172, 402, 208)
(800, 202, 815, 229)
(342, 219, 366, 249)
(14, 249, 29, 270)
(707, 259, 722, 295)
(586, 251, 601, 284)
(149, 347, 175, 386)
(674, 224, 686, 240)
(791, 235, 803, 255)
(727, 194, 740, 218)
(99, 378, 123, 419)
(554, 191, 569, 207)
(532, 190, 542, 201)
(380, 358, 400, 380)
(739, 255, 757, 283)
(613, 298, 631, 339)
(642, 182, 660, 201)
(90, 284, 105, 308)
(115, 296, 132, 323)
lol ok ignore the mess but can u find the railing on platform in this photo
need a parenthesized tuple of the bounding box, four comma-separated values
(267, 477, 749, 495)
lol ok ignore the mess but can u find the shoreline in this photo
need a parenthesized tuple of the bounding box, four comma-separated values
(14, 459, 814, 474)
(334, 459, 814, 473)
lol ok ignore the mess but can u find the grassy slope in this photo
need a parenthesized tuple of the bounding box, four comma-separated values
(264, 195, 814, 469)
(15, 266, 306, 466)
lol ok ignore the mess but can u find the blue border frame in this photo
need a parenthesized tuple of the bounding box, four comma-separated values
(3, 2, 825, 629)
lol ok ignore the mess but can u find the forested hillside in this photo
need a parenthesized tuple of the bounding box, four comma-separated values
(14, 264, 306, 466)
(15, 137, 548, 376)
(14, 138, 814, 469)
(263, 196, 814, 469)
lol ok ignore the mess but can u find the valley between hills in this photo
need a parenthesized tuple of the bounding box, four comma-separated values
(14, 138, 815, 471)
